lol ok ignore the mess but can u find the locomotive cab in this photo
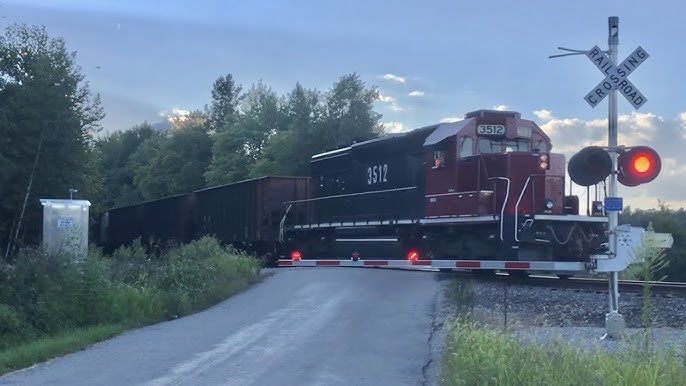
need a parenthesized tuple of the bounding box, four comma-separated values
(423, 109, 559, 218)
(421, 109, 607, 261)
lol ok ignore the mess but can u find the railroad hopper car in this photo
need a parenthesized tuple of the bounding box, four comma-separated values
(100, 193, 196, 252)
(194, 176, 310, 256)
(99, 177, 310, 255)
(281, 109, 609, 263)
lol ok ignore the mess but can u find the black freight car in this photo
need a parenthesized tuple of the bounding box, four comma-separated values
(140, 193, 196, 246)
(194, 176, 310, 255)
(100, 193, 195, 251)
(100, 202, 144, 251)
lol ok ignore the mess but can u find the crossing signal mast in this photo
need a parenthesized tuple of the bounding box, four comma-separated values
(551, 17, 668, 339)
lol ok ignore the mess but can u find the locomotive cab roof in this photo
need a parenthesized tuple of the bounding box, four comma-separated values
(311, 109, 552, 161)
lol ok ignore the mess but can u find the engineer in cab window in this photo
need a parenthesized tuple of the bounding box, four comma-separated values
(433, 149, 446, 169)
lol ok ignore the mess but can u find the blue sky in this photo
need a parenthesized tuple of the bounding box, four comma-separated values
(2, 0, 686, 208)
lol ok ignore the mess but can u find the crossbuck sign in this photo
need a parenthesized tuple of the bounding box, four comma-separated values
(584, 45, 649, 109)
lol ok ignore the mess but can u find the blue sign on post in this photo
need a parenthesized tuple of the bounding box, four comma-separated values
(604, 197, 623, 212)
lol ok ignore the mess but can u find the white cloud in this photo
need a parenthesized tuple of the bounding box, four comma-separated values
(534, 110, 666, 153)
(377, 93, 396, 103)
(382, 73, 405, 84)
(534, 109, 686, 210)
(408, 90, 424, 97)
(158, 107, 192, 127)
(440, 116, 463, 123)
(679, 112, 686, 138)
(383, 121, 407, 133)
(533, 109, 553, 122)
(493, 104, 508, 111)
(158, 107, 190, 118)
(662, 158, 686, 177)
(389, 103, 404, 112)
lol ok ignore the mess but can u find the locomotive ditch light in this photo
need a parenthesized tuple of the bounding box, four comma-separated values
(543, 198, 554, 210)
(617, 146, 661, 186)
(591, 200, 604, 216)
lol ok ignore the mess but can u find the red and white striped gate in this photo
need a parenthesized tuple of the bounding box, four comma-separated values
(278, 258, 585, 272)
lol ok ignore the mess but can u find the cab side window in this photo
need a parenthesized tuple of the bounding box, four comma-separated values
(533, 140, 548, 153)
(432, 149, 446, 169)
(459, 137, 473, 158)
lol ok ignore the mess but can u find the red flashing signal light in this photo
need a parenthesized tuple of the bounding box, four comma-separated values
(618, 146, 661, 187)
(407, 250, 419, 262)
(633, 155, 651, 174)
(291, 250, 302, 261)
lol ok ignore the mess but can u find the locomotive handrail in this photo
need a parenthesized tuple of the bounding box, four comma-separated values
(488, 177, 510, 241)
(514, 175, 533, 242)
(278, 203, 293, 242)
(283, 186, 417, 204)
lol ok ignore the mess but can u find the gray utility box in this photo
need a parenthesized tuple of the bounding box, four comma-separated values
(40, 199, 91, 260)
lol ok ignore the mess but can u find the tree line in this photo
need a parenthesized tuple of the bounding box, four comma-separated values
(0, 24, 382, 257)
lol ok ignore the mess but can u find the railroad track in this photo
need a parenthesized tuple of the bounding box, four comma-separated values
(446, 271, 686, 295)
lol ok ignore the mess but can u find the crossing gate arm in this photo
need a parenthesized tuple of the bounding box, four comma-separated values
(278, 259, 586, 272)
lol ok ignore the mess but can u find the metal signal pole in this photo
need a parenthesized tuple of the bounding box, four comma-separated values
(605, 16, 625, 338)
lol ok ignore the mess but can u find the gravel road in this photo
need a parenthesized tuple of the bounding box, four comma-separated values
(1, 268, 447, 386)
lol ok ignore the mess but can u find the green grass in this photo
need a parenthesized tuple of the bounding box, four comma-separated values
(0, 324, 127, 375)
(441, 319, 686, 386)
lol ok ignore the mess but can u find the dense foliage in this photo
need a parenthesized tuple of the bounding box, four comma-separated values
(0, 24, 104, 256)
(0, 237, 259, 357)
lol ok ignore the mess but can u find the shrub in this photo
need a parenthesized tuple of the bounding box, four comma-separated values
(0, 236, 260, 362)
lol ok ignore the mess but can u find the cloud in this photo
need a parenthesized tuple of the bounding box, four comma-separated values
(533, 109, 553, 122)
(534, 109, 686, 209)
(440, 116, 464, 123)
(408, 90, 424, 97)
(383, 121, 407, 133)
(382, 73, 405, 84)
(389, 103, 404, 112)
(493, 104, 508, 111)
(158, 107, 190, 119)
(377, 93, 396, 103)
(158, 107, 192, 127)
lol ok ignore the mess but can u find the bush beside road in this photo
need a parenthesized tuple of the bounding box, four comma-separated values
(0, 237, 260, 374)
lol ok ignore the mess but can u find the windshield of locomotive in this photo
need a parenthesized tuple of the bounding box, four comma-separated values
(478, 138, 530, 153)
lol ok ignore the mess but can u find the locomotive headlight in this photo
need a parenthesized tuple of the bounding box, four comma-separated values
(539, 154, 549, 170)
(544, 199, 554, 210)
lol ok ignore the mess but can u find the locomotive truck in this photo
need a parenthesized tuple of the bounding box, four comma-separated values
(100, 109, 609, 270)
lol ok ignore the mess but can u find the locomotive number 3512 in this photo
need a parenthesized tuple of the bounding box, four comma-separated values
(367, 164, 388, 185)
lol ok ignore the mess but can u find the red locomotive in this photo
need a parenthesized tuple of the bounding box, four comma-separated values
(281, 109, 608, 263)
